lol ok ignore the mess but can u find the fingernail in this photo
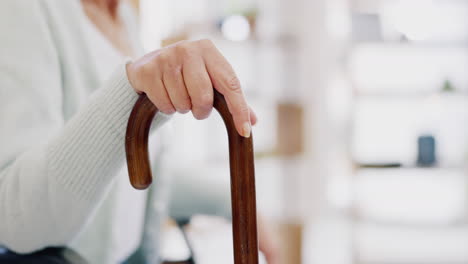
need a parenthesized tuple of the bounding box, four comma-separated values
(243, 122, 251, 138)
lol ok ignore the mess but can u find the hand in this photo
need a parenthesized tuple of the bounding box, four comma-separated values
(258, 215, 280, 264)
(126, 39, 257, 137)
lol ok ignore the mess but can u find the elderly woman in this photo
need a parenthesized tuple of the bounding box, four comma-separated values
(0, 0, 277, 263)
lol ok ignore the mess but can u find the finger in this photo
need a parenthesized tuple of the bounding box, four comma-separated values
(163, 65, 192, 114)
(182, 56, 214, 120)
(249, 106, 258, 126)
(146, 70, 176, 114)
(199, 40, 251, 137)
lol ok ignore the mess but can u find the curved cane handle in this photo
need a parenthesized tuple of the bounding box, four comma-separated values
(125, 90, 259, 264)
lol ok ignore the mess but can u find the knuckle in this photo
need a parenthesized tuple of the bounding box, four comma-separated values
(227, 75, 242, 92)
(236, 105, 250, 116)
(141, 62, 154, 77)
(159, 55, 180, 73)
(157, 52, 171, 65)
(165, 64, 182, 77)
(200, 93, 214, 107)
(175, 42, 192, 56)
(194, 93, 213, 109)
(197, 38, 214, 48)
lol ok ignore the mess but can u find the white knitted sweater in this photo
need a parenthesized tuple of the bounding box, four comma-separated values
(0, 0, 170, 260)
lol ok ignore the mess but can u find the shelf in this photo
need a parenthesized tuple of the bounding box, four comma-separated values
(351, 95, 468, 167)
(349, 43, 468, 95)
(355, 164, 468, 170)
(355, 222, 468, 264)
(353, 92, 468, 100)
(353, 168, 468, 225)
(352, 42, 468, 49)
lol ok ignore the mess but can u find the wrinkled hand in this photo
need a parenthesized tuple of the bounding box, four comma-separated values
(126, 39, 257, 137)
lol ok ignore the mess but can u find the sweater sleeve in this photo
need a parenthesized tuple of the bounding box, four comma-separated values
(0, 1, 169, 253)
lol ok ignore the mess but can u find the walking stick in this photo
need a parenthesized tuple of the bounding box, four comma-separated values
(125, 90, 259, 264)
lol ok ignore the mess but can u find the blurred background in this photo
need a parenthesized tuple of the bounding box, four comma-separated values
(129, 0, 468, 263)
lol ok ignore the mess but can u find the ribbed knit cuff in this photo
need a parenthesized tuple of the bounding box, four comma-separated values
(48, 63, 142, 202)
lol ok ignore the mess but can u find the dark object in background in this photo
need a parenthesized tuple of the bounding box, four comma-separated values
(417, 135, 437, 167)
(0, 247, 87, 264)
(358, 163, 402, 169)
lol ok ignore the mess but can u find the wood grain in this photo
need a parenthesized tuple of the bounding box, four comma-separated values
(125, 90, 259, 264)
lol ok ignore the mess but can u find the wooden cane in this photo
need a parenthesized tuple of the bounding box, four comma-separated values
(125, 90, 259, 264)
